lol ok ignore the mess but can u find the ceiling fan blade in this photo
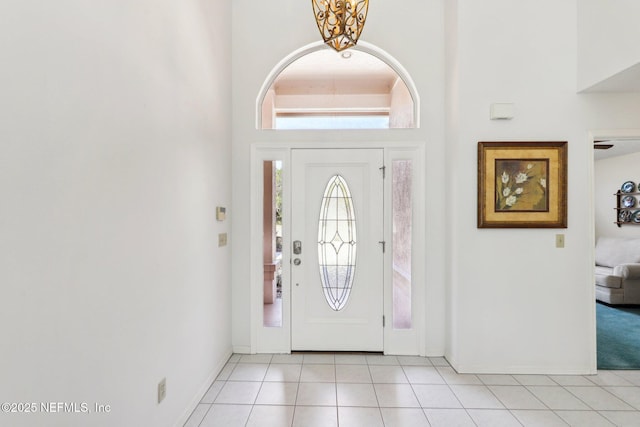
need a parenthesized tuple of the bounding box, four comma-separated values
(594, 144, 614, 150)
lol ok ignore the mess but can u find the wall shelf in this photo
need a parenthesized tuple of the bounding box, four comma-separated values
(615, 189, 640, 226)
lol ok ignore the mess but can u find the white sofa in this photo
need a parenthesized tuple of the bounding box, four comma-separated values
(595, 237, 640, 305)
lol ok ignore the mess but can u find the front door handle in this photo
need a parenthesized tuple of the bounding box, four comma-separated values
(293, 258, 302, 266)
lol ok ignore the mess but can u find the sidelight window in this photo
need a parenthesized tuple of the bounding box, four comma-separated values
(392, 160, 412, 329)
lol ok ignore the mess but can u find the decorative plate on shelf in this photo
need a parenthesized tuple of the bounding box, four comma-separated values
(633, 210, 640, 223)
(620, 210, 632, 223)
(622, 181, 636, 193)
(623, 195, 637, 208)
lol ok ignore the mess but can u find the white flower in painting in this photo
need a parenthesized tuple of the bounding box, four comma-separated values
(515, 172, 529, 184)
(540, 178, 546, 188)
(515, 187, 524, 195)
(527, 163, 533, 169)
(501, 171, 509, 184)
(503, 187, 511, 197)
(506, 195, 517, 206)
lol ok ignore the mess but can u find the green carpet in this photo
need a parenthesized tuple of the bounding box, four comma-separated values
(597, 302, 640, 369)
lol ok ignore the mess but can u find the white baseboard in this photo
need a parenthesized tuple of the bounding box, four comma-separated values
(173, 347, 233, 427)
(232, 345, 252, 354)
(452, 363, 596, 375)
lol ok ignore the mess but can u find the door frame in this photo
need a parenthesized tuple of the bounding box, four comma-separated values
(250, 141, 426, 355)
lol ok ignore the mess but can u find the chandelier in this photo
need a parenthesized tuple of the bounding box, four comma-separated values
(311, 0, 369, 52)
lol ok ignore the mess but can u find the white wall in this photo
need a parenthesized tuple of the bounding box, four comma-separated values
(446, 0, 640, 374)
(578, 0, 640, 91)
(595, 152, 640, 240)
(231, 0, 447, 355)
(0, 1, 232, 426)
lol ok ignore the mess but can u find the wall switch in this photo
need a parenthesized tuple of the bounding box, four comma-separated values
(216, 206, 226, 221)
(218, 233, 228, 247)
(555, 234, 565, 248)
(158, 378, 166, 404)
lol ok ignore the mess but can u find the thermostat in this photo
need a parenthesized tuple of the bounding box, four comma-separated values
(216, 206, 226, 221)
(490, 103, 515, 120)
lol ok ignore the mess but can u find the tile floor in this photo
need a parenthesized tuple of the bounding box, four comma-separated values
(183, 353, 640, 427)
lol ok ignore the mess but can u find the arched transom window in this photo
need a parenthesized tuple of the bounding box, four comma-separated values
(259, 44, 418, 130)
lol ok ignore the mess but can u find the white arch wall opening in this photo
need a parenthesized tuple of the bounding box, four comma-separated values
(257, 41, 420, 130)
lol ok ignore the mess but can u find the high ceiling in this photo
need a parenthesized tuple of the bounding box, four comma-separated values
(582, 63, 640, 93)
(273, 48, 399, 95)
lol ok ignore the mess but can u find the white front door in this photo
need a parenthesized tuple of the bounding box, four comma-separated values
(291, 149, 384, 351)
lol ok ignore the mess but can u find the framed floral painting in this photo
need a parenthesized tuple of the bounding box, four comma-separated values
(477, 141, 567, 228)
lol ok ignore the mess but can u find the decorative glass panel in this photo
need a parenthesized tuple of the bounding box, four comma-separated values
(392, 160, 412, 329)
(318, 175, 357, 311)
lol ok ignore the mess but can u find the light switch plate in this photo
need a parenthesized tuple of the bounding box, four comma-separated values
(218, 233, 228, 247)
(555, 234, 565, 248)
(216, 206, 226, 221)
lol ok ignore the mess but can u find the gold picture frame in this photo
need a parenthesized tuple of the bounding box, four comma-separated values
(478, 141, 567, 228)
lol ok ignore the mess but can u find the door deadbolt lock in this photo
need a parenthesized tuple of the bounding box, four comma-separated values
(293, 258, 302, 266)
(293, 240, 302, 255)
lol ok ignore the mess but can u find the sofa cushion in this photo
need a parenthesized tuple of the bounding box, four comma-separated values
(595, 286, 624, 305)
(595, 274, 622, 289)
(595, 237, 640, 268)
(595, 265, 621, 288)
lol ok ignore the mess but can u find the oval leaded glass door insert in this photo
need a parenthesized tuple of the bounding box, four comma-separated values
(318, 175, 357, 311)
